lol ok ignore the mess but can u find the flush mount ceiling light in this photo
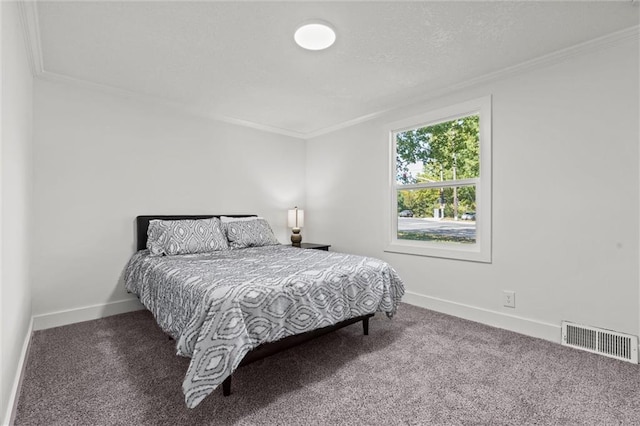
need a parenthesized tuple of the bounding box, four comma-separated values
(294, 21, 336, 50)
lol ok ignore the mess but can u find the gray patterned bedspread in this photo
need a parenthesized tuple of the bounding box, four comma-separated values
(124, 245, 405, 408)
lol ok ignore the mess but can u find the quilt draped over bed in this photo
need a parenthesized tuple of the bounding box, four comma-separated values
(124, 245, 404, 408)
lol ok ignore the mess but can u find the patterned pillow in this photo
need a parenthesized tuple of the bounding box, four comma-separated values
(219, 216, 259, 235)
(219, 216, 261, 223)
(226, 218, 280, 249)
(147, 218, 229, 256)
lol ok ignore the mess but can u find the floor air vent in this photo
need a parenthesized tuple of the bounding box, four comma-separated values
(561, 321, 638, 364)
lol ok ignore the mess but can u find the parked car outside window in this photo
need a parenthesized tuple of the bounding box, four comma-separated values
(399, 210, 414, 217)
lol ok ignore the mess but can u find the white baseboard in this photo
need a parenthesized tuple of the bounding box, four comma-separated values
(2, 317, 33, 426)
(403, 290, 561, 344)
(32, 298, 144, 331)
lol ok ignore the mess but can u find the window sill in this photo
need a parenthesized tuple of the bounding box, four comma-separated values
(384, 241, 491, 263)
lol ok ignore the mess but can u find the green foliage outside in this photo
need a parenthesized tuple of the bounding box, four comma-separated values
(397, 230, 475, 244)
(396, 115, 479, 219)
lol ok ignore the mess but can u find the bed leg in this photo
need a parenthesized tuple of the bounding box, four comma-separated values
(363, 317, 369, 336)
(223, 376, 232, 396)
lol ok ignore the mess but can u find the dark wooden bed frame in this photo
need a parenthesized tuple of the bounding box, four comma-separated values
(135, 215, 374, 396)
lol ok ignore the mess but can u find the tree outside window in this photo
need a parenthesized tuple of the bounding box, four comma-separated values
(395, 115, 479, 243)
(386, 96, 492, 262)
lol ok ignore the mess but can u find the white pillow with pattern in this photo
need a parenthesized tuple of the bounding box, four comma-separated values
(226, 218, 279, 249)
(219, 216, 261, 223)
(147, 218, 229, 256)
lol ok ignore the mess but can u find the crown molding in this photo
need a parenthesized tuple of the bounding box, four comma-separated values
(20, 1, 638, 141)
(304, 24, 640, 139)
(18, 1, 305, 139)
(37, 70, 307, 139)
(17, 0, 44, 77)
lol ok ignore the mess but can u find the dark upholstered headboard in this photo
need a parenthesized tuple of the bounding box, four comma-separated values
(136, 215, 257, 251)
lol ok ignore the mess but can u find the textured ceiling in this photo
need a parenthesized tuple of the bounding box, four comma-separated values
(35, 1, 639, 137)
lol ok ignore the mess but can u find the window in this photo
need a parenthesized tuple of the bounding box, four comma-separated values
(386, 96, 492, 262)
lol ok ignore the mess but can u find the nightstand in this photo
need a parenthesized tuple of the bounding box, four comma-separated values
(289, 243, 331, 251)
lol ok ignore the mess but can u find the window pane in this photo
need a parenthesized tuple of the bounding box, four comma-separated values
(396, 114, 479, 185)
(397, 186, 476, 244)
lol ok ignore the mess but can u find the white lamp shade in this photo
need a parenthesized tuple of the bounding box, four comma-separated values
(287, 209, 304, 228)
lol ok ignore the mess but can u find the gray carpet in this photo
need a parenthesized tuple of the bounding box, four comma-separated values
(14, 303, 640, 425)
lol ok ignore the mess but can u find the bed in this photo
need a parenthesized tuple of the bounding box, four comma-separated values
(125, 215, 405, 408)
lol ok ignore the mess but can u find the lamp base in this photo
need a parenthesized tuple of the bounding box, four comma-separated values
(291, 229, 302, 245)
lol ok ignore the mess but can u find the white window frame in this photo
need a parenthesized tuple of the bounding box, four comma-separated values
(385, 96, 492, 263)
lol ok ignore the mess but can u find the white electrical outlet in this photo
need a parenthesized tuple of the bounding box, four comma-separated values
(503, 290, 515, 308)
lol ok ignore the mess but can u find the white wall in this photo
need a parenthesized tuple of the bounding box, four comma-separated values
(32, 79, 306, 322)
(1, 1, 34, 424)
(306, 38, 639, 341)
